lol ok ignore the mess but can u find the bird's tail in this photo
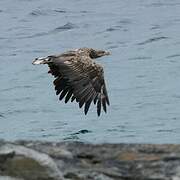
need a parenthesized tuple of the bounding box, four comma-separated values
(32, 56, 50, 65)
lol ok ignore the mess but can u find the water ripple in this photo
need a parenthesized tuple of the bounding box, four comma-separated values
(128, 56, 152, 61)
(148, 2, 180, 7)
(106, 24, 127, 32)
(17, 22, 77, 39)
(71, 129, 92, 135)
(63, 135, 80, 141)
(5, 109, 39, 115)
(13, 97, 34, 102)
(137, 36, 168, 45)
(54, 9, 67, 13)
(0, 114, 5, 118)
(166, 54, 180, 59)
(107, 45, 119, 50)
(1, 85, 32, 92)
(29, 8, 91, 17)
(52, 22, 78, 31)
(106, 27, 118, 32)
(118, 19, 132, 25)
(157, 129, 174, 133)
(30, 9, 49, 16)
(150, 25, 161, 30)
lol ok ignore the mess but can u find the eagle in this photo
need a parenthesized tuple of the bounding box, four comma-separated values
(32, 48, 110, 116)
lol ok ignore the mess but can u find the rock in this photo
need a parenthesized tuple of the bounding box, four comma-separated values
(0, 143, 63, 180)
(0, 176, 22, 180)
(1, 140, 180, 179)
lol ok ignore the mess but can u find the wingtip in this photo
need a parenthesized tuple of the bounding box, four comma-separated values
(97, 99, 101, 117)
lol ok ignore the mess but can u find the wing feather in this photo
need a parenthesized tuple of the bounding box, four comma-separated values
(65, 89, 73, 103)
(102, 96, 107, 113)
(97, 97, 101, 116)
(59, 88, 69, 100)
(47, 54, 109, 116)
(71, 95, 76, 102)
(84, 97, 93, 115)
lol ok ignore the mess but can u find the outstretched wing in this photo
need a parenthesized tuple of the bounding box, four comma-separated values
(48, 56, 109, 116)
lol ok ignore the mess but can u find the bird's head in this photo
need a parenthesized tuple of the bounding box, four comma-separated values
(77, 48, 110, 59)
(90, 49, 110, 59)
(32, 56, 54, 65)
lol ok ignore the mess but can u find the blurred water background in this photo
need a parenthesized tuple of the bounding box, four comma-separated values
(1, 0, 180, 143)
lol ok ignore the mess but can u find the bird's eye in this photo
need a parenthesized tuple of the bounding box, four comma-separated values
(89, 50, 97, 59)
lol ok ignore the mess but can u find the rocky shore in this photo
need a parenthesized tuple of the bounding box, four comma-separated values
(0, 140, 180, 180)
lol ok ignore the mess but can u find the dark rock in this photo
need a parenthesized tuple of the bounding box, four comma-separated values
(1, 140, 180, 179)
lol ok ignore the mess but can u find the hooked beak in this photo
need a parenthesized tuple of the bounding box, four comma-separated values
(104, 51, 110, 56)
(32, 57, 49, 65)
(94, 50, 111, 58)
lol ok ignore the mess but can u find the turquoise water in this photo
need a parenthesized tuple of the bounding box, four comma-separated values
(1, 0, 180, 143)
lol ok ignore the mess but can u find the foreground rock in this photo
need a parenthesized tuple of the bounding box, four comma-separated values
(1, 140, 180, 179)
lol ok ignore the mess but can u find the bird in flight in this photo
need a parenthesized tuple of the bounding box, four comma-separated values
(32, 48, 110, 116)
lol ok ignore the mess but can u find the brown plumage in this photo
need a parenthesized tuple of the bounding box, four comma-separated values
(32, 48, 110, 116)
